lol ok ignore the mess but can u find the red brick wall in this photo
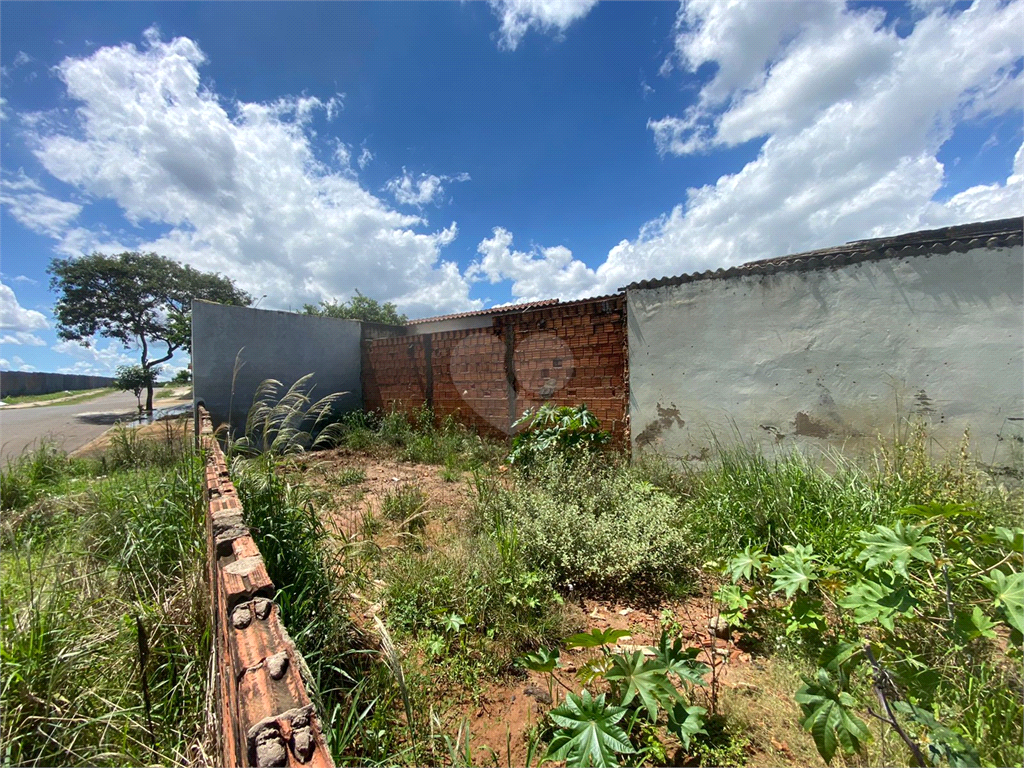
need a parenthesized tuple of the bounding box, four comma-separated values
(362, 295, 628, 442)
(361, 334, 428, 415)
(199, 407, 334, 768)
(431, 328, 511, 438)
(507, 296, 628, 441)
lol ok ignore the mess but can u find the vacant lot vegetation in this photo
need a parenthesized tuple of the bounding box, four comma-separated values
(2, 395, 1019, 768)
(1, 420, 209, 766)
(230, 397, 1021, 768)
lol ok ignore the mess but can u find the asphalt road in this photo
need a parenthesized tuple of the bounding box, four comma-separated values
(0, 390, 142, 464)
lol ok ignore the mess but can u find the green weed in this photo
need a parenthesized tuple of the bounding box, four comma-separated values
(0, 441, 209, 766)
(382, 484, 427, 532)
(0, 438, 93, 513)
(381, 536, 566, 661)
(668, 427, 1018, 563)
(335, 467, 367, 486)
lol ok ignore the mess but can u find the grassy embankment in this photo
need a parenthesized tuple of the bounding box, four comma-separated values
(1, 421, 210, 766)
(1, 388, 117, 407)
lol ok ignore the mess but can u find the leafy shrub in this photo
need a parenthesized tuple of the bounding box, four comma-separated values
(114, 363, 161, 407)
(508, 403, 609, 467)
(492, 455, 691, 594)
(530, 628, 710, 766)
(718, 502, 1023, 766)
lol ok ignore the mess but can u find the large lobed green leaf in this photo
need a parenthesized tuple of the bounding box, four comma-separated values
(794, 668, 871, 764)
(651, 631, 708, 688)
(983, 568, 1023, 635)
(565, 627, 632, 650)
(667, 702, 708, 750)
(838, 573, 917, 632)
(605, 651, 680, 721)
(856, 522, 937, 578)
(546, 690, 635, 768)
(769, 544, 819, 599)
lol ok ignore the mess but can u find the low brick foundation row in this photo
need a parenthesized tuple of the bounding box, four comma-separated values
(199, 406, 334, 768)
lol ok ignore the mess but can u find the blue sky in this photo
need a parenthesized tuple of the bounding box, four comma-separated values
(1, 0, 1021, 377)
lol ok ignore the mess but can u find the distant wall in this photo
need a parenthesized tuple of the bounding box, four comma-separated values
(0, 371, 116, 399)
(628, 245, 1024, 472)
(192, 301, 363, 435)
(363, 295, 629, 441)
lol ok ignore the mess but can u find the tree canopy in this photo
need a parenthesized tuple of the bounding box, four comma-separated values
(49, 251, 251, 410)
(113, 364, 160, 410)
(302, 290, 407, 325)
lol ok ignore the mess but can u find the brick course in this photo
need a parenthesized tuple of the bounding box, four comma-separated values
(362, 295, 628, 442)
(199, 407, 334, 768)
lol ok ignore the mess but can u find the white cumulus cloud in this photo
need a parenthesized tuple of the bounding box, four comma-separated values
(384, 169, 470, 208)
(469, 227, 602, 302)
(1, 171, 83, 237)
(52, 339, 138, 377)
(484, 0, 1023, 301)
(22, 28, 480, 317)
(489, 0, 599, 51)
(0, 281, 49, 346)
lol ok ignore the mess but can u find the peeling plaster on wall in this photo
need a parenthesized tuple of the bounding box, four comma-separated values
(635, 402, 686, 447)
(628, 245, 1024, 472)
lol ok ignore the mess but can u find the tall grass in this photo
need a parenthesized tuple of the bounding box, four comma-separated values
(0, 435, 210, 766)
(232, 374, 349, 456)
(644, 425, 1017, 562)
(1, 438, 93, 514)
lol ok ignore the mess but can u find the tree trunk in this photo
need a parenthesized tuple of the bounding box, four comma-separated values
(145, 381, 155, 413)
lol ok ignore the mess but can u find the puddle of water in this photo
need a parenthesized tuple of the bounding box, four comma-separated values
(127, 403, 192, 427)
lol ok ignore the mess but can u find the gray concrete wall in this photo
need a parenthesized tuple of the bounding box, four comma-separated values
(0, 371, 116, 399)
(192, 300, 363, 436)
(628, 245, 1023, 473)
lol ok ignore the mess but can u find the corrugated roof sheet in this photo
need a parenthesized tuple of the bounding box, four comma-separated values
(407, 298, 560, 325)
(622, 217, 1023, 291)
(407, 293, 624, 325)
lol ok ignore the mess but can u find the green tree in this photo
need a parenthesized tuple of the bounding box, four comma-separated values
(114, 364, 160, 411)
(49, 252, 251, 412)
(302, 290, 407, 325)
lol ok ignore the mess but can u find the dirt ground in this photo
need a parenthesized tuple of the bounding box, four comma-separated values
(291, 447, 828, 768)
